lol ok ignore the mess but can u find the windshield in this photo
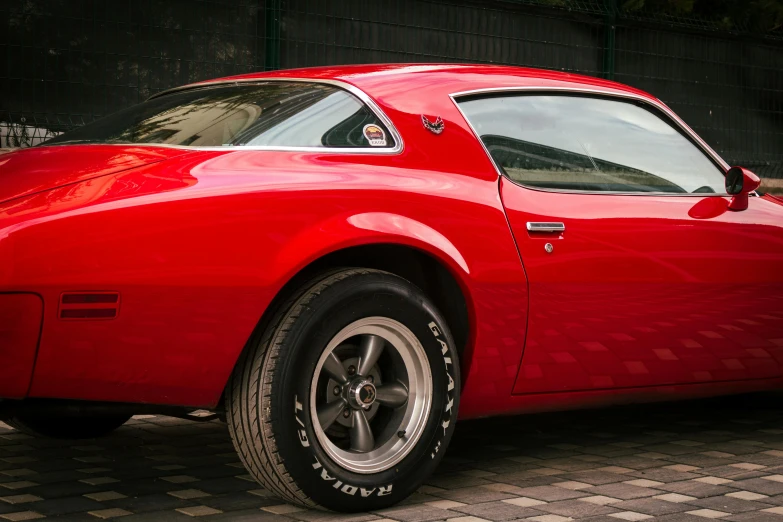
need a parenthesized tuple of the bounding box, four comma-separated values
(44, 82, 395, 149)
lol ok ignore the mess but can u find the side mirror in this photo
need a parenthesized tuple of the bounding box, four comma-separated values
(725, 166, 760, 211)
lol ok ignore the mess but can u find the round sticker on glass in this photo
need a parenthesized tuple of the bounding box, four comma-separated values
(362, 124, 387, 147)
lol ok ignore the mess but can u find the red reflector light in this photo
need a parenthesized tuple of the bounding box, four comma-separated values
(61, 293, 119, 304)
(60, 308, 117, 319)
(59, 292, 120, 320)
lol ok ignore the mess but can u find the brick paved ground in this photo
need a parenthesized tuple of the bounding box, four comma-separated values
(2, 393, 783, 521)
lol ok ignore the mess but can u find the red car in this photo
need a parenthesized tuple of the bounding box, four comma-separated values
(1, 64, 782, 511)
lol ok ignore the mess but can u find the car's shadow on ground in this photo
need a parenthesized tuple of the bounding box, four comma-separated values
(1, 392, 783, 521)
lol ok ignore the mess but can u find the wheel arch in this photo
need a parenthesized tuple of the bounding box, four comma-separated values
(220, 240, 474, 409)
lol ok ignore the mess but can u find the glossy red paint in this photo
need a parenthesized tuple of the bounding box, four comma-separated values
(727, 167, 762, 211)
(0, 145, 187, 204)
(502, 179, 783, 394)
(0, 293, 43, 398)
(1, 64, 782, 420)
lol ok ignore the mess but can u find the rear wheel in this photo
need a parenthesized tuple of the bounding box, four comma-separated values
(4, 413, 131, 439)
(226, 269, 460, 511)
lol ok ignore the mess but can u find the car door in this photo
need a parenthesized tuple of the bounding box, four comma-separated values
(457, 91, 783, 394)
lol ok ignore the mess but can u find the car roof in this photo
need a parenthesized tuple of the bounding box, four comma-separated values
(178, 63, 658, 104)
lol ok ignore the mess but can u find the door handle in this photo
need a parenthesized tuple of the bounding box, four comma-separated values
(526, 222, 565, 233)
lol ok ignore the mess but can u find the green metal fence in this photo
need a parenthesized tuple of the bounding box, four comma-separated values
(2, 0, 781, 179)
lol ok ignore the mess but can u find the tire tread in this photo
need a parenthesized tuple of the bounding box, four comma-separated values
(226, 269, 377, 508)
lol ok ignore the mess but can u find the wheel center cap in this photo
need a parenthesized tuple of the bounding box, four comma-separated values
(349, 380, 376, 409)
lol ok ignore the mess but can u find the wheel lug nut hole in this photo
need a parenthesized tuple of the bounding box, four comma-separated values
(348, 366, 356, 376)
(333, 386, 341, 395)
(342, 409, 351, 418)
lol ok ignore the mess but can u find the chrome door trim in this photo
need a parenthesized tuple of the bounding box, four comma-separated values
(449, 86, 732, 196)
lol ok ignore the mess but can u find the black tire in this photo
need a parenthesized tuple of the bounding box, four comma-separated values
(226, 268, 460, 512)
(4, 413, 132, 439)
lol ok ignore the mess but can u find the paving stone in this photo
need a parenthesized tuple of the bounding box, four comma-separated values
(730, 478, 783, 496)
(609, 498, 695, 516)
(688, 495, 772, 514)
(526, 515, 573, 522)
(435, 487, 516, 504)
(535, 499, 618, 518)
(607, 512, 652, 521)
(694, 478, 734, 485)
(175, 506, 222, 517)
(583, 484, 657, 500)
(579, 496, 622, 506)
(501, 497, 546, 507)
(166, 490, 211, 500)
(260, 504, 306, 515)
(452, 500, 546, 521)
(79, 477, 119, 487)
(553, 482, 593, 491)
(427, 475, 493, 490)
(664, 465, 702, 473)
(83, 492, 127, 502)
(622, 480, 663, 488)
(287, 512, 379, 522)
(22, 496, 105, 516)
(656, 481, 735, 498)
(730, 464, 766, 471)
(0, 484, 37, 491)
(685, 508, 730, 518)
(0, 497, 41, 505)
(630, 468, 701, 483)
(725, 491, 768, 501)
(88, 508, 133, 519)
(160, 476, 198, 484)
(5, 396, 783, 520)
(521, 486, 595, 502)
(725, 513, 781, 522)
(0, 513, 45, 521)
(560, 472, 628, 486)
(654, 493, 699, 503)
(425, 500, 466, 509)
(102, 494, 191, 514)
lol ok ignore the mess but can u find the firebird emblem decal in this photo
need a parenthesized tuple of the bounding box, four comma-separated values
(421, 115, 444, 135)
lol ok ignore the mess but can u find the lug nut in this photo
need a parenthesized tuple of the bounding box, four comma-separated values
(343, 409, 351, 418)
(348, 365, 356, 376)
(367, 375, 374, 383)
(333, 386, 341, 395)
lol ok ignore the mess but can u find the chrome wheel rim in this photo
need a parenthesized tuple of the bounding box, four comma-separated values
(309, 317, 433, 474)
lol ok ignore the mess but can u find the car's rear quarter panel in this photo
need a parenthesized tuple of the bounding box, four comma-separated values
(0, 104, 529, 412)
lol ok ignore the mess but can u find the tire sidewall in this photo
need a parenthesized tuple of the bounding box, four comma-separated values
(269, 272, 460, 511)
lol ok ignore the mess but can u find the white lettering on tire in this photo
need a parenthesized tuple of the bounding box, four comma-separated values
(428, 321, 455, 457)
(297, 414, 393, 498)
(294, 395, 310, 447)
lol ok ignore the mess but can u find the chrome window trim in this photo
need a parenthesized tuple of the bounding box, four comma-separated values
(43, 78, 403, 155)
(449, 86, 731, 197)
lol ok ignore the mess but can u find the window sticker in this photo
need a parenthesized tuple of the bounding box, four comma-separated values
(363, 124, 387, 147)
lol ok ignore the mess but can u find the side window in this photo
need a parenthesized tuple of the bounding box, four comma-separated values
(44, 82, 396, 150)
(458, 94, 725, 194)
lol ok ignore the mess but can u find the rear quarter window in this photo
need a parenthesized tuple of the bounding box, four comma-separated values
(44, 82, 396, 150)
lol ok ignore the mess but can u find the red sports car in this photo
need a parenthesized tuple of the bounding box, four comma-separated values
(1, 64, 782, 511)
